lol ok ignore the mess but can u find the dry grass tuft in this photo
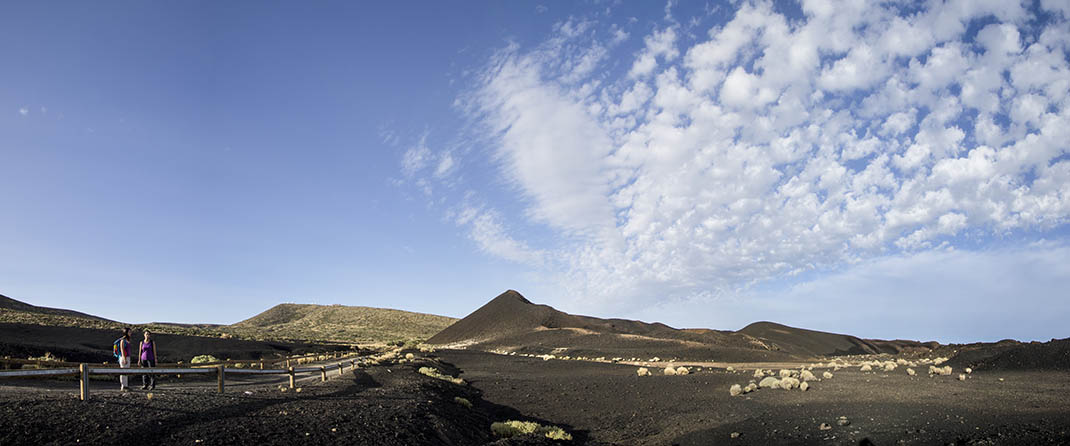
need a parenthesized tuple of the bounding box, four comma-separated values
(418, 366, 465, 385)
(491, 420, 572, 441)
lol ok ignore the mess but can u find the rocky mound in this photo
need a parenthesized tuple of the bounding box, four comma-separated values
(949, 338, 1070, 371)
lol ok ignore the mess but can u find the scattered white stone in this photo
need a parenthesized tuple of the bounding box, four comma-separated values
(800, 370, 817, 381)
(965, 367, 973, 374)
(800, 381, 810, 391)
(837, 416, 850, 426)
(883, 362, 896, 372)
(730, 432, 740, 439)
(907, 368, 916, 376)
(676, 366, 690, 375)
(664, 366, 677, 376)
(753, 369, 765, 379)
(860, 364, 872, 372)
(726, 366, 735, 372)
(637, 367, 651, 377)
(958, 374, 967, 381)
(744, 383, 757, 393)
(822, 371, 834, 379)
(779, 369, 794, 378)
(819, 423, 832, 431)
(730, 384, 743, 396)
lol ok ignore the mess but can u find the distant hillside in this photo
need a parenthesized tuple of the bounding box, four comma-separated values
(1, 293, 455, 344)
(739, 321, 879, 356)
(0, 293, 114, 322)
(0, 293, 124, 332)
(231, 303, 457, 343)
(427, 290, 796, 362)
(427, 290, 941, 362)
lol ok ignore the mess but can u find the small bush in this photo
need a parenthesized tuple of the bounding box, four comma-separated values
(675, 366, 690, 375)
(800, 370, 817, 381)
(663, 366, 677, 376)
(491, 420, 572, 441)
(405, 353, 415, 360)
(191, 355, 220, 364)
(729, 384, 742, 396)
(454, 397, 472, 409)
(860, 364, 872, 372)
(636, 367, 651, 377)
(759, 377, 780, 388)
(778, 369, 793, 378)
(822, 371, 833, 379)
(778, 377, 800, 390)
(929, 365, 952, 376)
(418, 367, 465, 385)
(800, 381, 809, 391)
(907, 368, 916, 376)
(883, 363, 896, 372)
(753, 369, 765, 378)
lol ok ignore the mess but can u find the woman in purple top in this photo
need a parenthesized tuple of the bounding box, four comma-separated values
(139, 330, 158, 390)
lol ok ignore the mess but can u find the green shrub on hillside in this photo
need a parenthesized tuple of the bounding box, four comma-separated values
(491, 420, 572, 441)
(191, 355, 220, 364)
(418, 367, 465, 385)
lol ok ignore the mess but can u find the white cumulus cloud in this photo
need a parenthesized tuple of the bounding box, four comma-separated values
(409, 1, 1070, 318)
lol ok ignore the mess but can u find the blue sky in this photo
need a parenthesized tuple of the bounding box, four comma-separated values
(3, 1, 1069, 343)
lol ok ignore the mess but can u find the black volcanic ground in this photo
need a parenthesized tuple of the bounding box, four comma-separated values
(4, 289, 1070, 445)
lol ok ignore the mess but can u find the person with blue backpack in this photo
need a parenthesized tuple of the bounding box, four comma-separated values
(113, 327, 132, 391)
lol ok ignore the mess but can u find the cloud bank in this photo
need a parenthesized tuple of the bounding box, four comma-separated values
(407, 0, 1070, 330)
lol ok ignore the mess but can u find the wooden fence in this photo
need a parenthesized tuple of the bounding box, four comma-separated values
(0, 353, 365, 402)
(1, 349, 356, 369)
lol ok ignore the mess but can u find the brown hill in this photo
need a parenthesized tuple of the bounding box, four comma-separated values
(738, 321, 934, 356)
(427, 290, 941, 362)
(427, 290, 797, 362)
(231, 303, 457, 343)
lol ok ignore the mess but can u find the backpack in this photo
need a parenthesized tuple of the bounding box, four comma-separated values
(113, 338, 124, 358)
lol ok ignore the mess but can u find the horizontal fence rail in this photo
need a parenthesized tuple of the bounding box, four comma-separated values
(1, 350, 359, 369)
(0, 354, 366, 401)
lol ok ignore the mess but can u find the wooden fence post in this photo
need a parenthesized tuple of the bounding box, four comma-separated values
(79, 363, 89, 402)
(217, 365, 225, 393)
(259, 361, 264, 370)
(338, 363, 344, 376)
(288, 367, 295, 389)
(320, 366, 327, 382)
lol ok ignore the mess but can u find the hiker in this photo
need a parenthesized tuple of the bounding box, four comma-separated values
(139, 330, 158, 390)
(114, 327, 132, 391)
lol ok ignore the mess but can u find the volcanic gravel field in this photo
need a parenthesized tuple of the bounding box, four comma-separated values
(0, 357, 565, 446)
(438, 350, 1070, 445)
